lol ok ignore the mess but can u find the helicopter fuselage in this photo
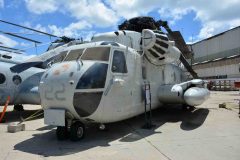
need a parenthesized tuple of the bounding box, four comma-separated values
(0, 61, 44, 105)
(40, 42, 189, 123)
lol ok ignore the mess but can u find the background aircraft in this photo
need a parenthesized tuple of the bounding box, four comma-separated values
(0, 20, 75, 110)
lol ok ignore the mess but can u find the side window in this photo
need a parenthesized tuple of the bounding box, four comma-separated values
(12, 75, 22, 85)
(111, 50, 127, 73)
(0, 73, 6, 84)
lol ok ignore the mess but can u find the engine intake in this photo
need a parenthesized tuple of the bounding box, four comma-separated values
(142, 29, 180, 65)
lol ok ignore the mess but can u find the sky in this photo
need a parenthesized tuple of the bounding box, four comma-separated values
(0, 0, 240, 56)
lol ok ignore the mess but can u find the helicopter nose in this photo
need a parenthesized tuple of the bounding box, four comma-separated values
(72, 62, 108, 117)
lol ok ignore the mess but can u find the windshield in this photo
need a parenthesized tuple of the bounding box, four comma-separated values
(64, 47, 110, 62)
(76, 63, 108, 89)
(64, 49, 84, 61)
(81, 47, 110, 62)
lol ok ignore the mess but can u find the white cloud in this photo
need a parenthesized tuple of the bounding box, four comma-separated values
(19, 42, 31, 47)
(65, 0, 118, 27)
(24, 0, 119, 27)
(106, 0, 159, 19)
(48, 21, 92, 37)
(0, 35, 18, 47)
(0, 0, 3, 8)
(24, 0, 58, 14)
(34, 24, 48, 32)
(108, 0, 240, 40)
(158, 8, 191, 25)
(19, 21, 92, 40)
(23, 0, 240, 41)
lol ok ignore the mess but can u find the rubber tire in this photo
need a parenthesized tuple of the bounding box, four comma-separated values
(70, 122, 85, 141)
(56, 126, 68, 140)
(13, 104, 24, 111)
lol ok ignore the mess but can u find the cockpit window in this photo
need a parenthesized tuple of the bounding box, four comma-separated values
(53, 51, 68, 63)
(76, 63, 108, 89)
(0, 73, 6, 84)
(64, 49, 84, 61)
(111, 50, 127, 73)
(81, 47, 110, 62)
(2, 55, 12, 59)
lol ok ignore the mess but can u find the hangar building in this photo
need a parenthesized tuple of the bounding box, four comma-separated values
(189, 26, 240, 90)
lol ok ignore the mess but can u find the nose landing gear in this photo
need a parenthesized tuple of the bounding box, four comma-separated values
(56, 120, 85, 141)
(70, 121, 85, 141)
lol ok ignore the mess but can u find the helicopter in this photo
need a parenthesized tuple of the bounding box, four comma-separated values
(39, 17, 210, 141)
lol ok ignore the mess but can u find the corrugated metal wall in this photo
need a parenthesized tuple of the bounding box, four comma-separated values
(193, 57, 240, 78)
(189, 26, 240, 80)
(195, 64, 239, 78)
(191, 27, 240, 63)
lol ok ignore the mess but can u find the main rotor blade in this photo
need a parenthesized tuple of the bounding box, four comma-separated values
(179, 54, 198, 79)
(0, 19, 58, 38)
(10, 61, 43, 73)
(168, 31, 192, 59)
(158, 21, 198, 78)
(0, 31, 41, 43)
(0, 48, 23, 54)
(0, 45, 25, 52)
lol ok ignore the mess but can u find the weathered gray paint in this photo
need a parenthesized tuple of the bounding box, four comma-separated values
(73, 92, 103, 117)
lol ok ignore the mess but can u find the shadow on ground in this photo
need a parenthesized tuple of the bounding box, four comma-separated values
(0, 109, 43, 123)
(14, 106, 209, 157)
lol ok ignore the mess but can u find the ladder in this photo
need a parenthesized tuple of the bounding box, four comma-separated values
(142, 82, 155, 129)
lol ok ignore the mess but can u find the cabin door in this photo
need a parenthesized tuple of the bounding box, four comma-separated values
(104, 49, 132, 119)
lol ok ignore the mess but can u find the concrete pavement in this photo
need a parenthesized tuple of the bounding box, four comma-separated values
(0, 91, 239, 160)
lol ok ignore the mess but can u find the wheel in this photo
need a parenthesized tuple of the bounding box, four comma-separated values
(14, 104, 24, 111)
(70, 121, 85, 141)
(56, 126, 68, 140)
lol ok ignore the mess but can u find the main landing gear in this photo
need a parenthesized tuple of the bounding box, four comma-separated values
(56, 120, 85, 141)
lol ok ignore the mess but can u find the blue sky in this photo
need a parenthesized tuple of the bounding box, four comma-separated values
(0, 0, 239, 55)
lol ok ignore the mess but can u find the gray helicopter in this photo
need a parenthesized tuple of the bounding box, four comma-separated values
(39, 17, 210, 141)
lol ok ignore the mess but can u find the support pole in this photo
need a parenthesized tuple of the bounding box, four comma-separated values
(0, 96, 10, 123)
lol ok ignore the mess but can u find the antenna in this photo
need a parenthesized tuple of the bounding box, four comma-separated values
(0, 19, 58, 38)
